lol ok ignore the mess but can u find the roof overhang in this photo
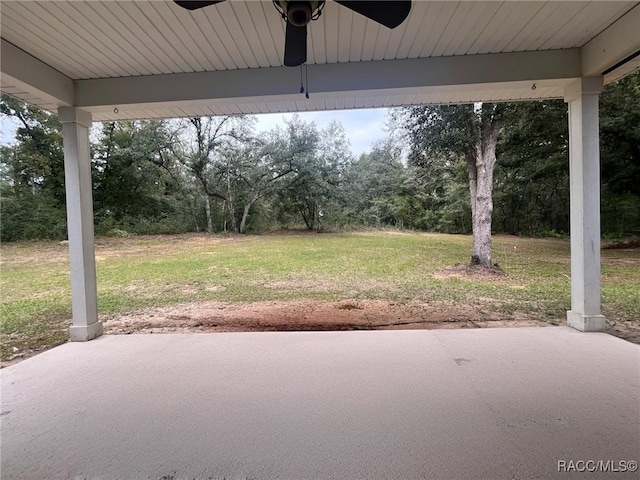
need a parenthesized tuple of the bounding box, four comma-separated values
(75, 49, 582, 121)
(1, 1, 639, 121)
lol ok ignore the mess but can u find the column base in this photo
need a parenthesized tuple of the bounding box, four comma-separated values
(69, 321, 103, 342)
(566, 311, 606, 332)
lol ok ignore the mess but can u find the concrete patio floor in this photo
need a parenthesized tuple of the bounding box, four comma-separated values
(1, 326, 639, 480)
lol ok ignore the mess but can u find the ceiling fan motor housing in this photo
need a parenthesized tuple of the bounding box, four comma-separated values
(280, 1, 322, 27)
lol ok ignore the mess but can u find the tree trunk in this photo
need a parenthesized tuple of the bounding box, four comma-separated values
(468, 114, 500, 268)
(470, 149, 494, 267)
(239, 203, 251, 234)
(466, 153, 477, 225)
(204, 194, 213, 233)
(190, 199, 200, 232)
(227, 198, 237, 233)
(299, 199, 315, 230)
(239, 197, 259, 234)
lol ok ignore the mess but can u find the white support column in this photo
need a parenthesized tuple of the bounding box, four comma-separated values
(59, 107, 102, 341)
(564, 77, 606, 332)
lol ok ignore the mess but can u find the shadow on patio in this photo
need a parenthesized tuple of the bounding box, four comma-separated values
(1, 327, 638, 479)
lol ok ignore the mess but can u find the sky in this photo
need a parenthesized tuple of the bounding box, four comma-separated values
(0, 117, 17, 145)
(1, 108, 392, 158)
(254, 108, 391, 157)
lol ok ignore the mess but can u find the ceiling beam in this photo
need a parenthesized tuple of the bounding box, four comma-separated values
(75, 49, 581, 116)
(581, 4, 640, 77)
(0, 39, 74, 108)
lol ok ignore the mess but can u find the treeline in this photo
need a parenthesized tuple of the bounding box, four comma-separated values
(1, 72, 638, 241)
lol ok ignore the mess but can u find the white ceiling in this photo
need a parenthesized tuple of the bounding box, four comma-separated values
(0, 0, 634, 77)
(1, 1, 639, 120)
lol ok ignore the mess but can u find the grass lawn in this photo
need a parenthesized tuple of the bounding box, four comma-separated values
(1, 231, 639, 362)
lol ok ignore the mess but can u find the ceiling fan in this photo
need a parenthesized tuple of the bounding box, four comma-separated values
(174, 1, 412, 67)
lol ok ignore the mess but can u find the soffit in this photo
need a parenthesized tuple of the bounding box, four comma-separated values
(1, 1, 638, 120)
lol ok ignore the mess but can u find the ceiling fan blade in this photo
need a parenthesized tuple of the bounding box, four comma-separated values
(173, 1, 226, 11)
(334, 1, 411, 29)
(284, 22, 307, 67)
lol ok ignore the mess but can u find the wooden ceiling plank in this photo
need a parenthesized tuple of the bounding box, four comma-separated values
(465, 2, 518, 55)
(322, 1, 341, 64)
(213, 1, 259, 68)
(419, 1, 460, 57)
(485, 1, 544, 53)
(450, 2, 503, 56)
(540, 2, 635, 50)
(156, 1, 221, 71)
(144, 1, 208, 72)
(308, 4, 327, 64)
(40, 1, 134, 77)
(257, 1, 286, 67)
(0, 20, 93, 79)
(337, 6, 353, 63)
(407, 2, 447, 58)
(69, 2, 153, 76)
(518, 2, 585, 52)
(104, 1, 181, 74)
(348, 11, 368, 61)
(5, 1, 110, 78)
(431, 2, 485, 57)
(506, 2, 566, 52)
(360, 20, 381, 62)
(395, 1, 430, 59)
(200, 2, 251, 69)
(187, 8, 235, 70)
(116, 1, 191, 73)
(229, 1, 271, 67)
(85, 1, 165, 75)
(382, 5, 414, 60)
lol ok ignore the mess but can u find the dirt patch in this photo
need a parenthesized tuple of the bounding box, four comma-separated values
(433, 263, 508, 281)
(4, 299, 639, 368)
(102, 299, 548, 335)
(603, 238, 640, 250)
(605, 321, 640, 344)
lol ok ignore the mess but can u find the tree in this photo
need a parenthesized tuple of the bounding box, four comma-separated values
(218, 134, 296, 233)
(91, 119, 194, 234)
(342, 140, 412, 227)
(600, 71, 640, 196)
(279, 119, 354, 231)
(495, 101, 570, 236)
(404, 154, 470, 233)
(312, 121, 353, 228)
(0, 94, 66, 203)
(401, 103, 504, 267)
(175, 116, 254, 233)
(278, 116, 324, 230)
(5, 78, 635, 240)
(494, 73, 640, 237)
(0, 94, 67, 240)
(599, 71, 640, 235)
(94, 121, 167, 218)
